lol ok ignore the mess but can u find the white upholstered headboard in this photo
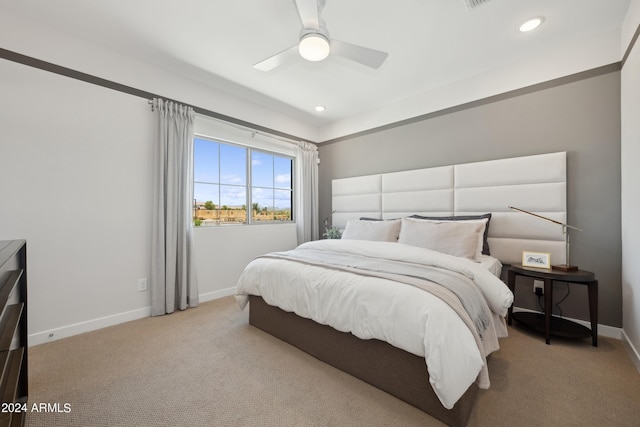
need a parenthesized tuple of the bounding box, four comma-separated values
(331, 152, 567, 266)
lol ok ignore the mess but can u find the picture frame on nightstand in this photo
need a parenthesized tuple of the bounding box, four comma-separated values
(522, 251, 551, 269)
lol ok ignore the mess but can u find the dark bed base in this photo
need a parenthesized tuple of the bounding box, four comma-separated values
(248, 295, 478, 427)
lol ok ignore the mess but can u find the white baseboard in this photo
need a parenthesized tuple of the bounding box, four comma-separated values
(198, 286, 236, 303)
(32, 295, 627, 351)
(622, 329, 640, 373)
(29, 306, 152, 347)
(29, 287, 237, 347)
(511, 307, 623, 340)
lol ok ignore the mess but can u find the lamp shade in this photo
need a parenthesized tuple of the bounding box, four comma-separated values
(299, 33, 330, 62)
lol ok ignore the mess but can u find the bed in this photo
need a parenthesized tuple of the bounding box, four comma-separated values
(235, 152, 568, 426)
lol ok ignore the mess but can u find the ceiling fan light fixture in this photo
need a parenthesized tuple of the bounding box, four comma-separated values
(299, 33, 330, 62)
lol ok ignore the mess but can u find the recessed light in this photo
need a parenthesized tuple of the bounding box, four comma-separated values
(519, 17, 544, 33)
(314, 105, 326, 112)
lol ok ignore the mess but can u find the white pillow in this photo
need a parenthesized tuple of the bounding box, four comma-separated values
(398, 217, 487, 260)
(341, 219, 401, 242)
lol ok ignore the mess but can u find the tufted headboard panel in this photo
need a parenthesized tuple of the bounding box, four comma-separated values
(331, 152, 567, 266)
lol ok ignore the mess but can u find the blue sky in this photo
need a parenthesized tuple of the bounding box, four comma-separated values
(193, 138, 292, 209)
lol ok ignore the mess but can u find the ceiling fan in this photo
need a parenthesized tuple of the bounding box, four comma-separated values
(253, 0, 389, 72)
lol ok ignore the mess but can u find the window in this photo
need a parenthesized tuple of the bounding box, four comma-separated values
(193, 137, 294, 226)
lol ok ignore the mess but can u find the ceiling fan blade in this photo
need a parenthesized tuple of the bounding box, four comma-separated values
(252, 45, 299, 72)
(330, 39, 388, 69)
(463, 0, 491, 10)
(294, 0, 322, 30)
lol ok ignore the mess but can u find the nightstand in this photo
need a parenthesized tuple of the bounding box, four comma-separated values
(506, 264, 598, 346)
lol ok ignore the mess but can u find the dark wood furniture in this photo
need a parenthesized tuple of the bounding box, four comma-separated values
(249, 295, 477, 427)
(0, 240, 28, 427)
(507, 264, 597, 346)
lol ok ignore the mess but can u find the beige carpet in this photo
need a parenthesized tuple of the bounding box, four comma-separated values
(25, 297, 640, 427)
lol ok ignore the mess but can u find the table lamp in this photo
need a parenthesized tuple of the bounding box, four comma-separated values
(509, 206, 582, 271)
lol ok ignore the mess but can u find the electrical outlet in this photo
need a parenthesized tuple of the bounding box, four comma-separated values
(138, 278, 148, 292)
(533, 280, 544, 294)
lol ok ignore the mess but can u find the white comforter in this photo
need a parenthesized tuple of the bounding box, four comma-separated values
(235, 239, 513, 409)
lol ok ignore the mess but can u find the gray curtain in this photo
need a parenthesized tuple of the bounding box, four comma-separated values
(296, 141, 319, 244)
(151, 98, 199, 316)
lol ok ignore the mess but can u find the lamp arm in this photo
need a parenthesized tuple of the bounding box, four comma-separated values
(508, 206, 582, 232)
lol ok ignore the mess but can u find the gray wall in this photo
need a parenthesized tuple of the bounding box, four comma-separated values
(318, 70, 622, 328)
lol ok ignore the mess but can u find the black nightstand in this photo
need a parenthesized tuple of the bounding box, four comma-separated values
(507, 264, 598, 346)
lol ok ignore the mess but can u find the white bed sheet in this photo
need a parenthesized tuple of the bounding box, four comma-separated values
(235, 240, 513, 409)
(476, 254, 503, 278)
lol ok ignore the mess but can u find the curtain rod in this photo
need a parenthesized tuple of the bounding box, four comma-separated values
(0, 47, 308, 146)
(148, 99, 301, 146)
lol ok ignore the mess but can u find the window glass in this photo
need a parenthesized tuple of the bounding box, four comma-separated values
(193, 138, 293, 226)
(194, 139, 219, 183)
(251, 149, 293, 223)
(274, 189, 293, 221)
(193, 183, 220, 226)
(220, 143, 246, 186)
(274, 156, 292, 189)
(251, 151, 274, 188)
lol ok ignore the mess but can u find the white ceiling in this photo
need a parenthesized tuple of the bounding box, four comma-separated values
(0, 0, 632, 142)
